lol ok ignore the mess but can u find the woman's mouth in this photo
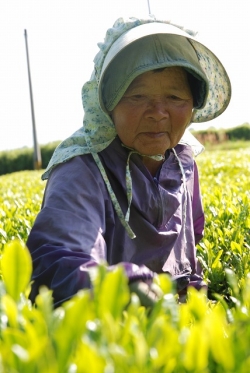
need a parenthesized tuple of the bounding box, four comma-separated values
(142, 132, 167, 138)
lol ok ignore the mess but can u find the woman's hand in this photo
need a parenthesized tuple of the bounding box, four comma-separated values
(129, 280, 163, 308)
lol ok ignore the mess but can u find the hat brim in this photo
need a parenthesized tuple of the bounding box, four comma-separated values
(99, 22, 231, 123)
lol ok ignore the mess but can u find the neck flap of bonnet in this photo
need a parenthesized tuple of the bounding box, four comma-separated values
(42, 17, 231, 239)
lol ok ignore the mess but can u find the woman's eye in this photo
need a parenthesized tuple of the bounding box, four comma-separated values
(123, 94, 145, 101)
(124, 94, 147, 103)
(132, 95, 145, 99)
(169, 95, 182, 100)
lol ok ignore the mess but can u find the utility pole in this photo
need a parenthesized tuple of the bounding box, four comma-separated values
(147, 0, 152, 15)
(147, 0, 155, 19)
(24, 29, 42, 170)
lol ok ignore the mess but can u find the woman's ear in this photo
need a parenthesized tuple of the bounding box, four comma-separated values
(190, 108, 196, 123)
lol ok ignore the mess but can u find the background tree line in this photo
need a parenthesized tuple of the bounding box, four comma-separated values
(0, 123, 249, 176)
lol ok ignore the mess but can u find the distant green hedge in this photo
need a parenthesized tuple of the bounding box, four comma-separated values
(0, 141, 60, 176)
(191, 123, 250, 144)
(1, 124, 249, 175)
(226, 124, 250, 140)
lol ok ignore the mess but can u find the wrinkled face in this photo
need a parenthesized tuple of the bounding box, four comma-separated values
(111, 67, 194, 156)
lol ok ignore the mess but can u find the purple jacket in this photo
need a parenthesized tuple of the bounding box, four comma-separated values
(27, 137, 205, 305)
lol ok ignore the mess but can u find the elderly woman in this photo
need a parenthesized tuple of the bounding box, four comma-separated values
(27, 17, 231, 306)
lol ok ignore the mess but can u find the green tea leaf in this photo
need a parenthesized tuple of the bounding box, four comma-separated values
(98, 265, 130, 320)
(1, 240, 32, 301)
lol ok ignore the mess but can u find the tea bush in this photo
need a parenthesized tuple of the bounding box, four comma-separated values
(0, 141, 60, 176)
(0, 170, 44, 250)
(196, 148, 250, 300)
(0, 147, 250, 372)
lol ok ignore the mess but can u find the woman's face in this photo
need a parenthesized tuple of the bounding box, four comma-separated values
(111, 67, 194, 156)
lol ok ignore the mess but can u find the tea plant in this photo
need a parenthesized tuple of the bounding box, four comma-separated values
(0, 147, 250, 372)
(0, 170, 44, 250)
(1, 240, 250, 372)
(196, 148, 250, 300)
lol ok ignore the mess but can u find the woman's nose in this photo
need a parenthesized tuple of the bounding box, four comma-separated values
(146, 99, 169, 121)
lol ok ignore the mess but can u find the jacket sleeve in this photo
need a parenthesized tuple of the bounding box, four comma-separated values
(192, 160, 205, 245)
(26, 156, 153, 306)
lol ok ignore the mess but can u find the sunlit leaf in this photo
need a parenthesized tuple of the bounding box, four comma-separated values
(1, 294, 18, 328)
(1, 240, 32, 301)
(98, 265, 130, 320)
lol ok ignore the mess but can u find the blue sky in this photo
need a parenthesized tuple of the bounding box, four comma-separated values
(1, 0, 249, 150)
